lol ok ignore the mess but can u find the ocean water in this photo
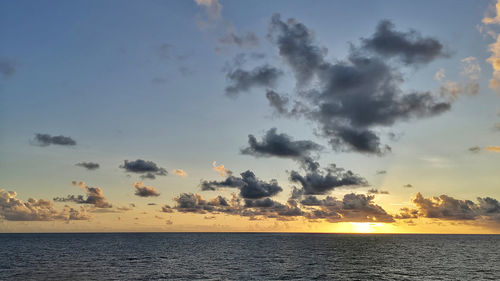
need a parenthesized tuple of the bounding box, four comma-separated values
(0, 233, 499, 280)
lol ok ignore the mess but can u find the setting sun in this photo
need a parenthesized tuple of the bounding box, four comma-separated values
(349, 223, 385, 233)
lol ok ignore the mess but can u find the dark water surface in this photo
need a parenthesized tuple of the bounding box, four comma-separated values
(0, 233, 499, 280)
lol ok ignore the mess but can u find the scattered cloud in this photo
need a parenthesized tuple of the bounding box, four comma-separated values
(194, 0, 260, 50)
(194, 0, 222, 23)
(397, 192, 500, 222)
(241, 128, 322, 171)
(163, 192, 393, 223)
(486, 146, 500, 152)
(361, 20, 448, 65)
(225, 65, 282, 96)
(120, 159, 168, 179)
(32, 133, 76, 147)
(289, 163, 368, 195)
(434, 68, 446, 81)
(367, 188, 389, 195)
(53, 181, 112, 208)
(75, 162, 100, 170)
(469, 146, 482, 153)
(1, 189, 90, 221)
(173, 169, 188, 177)
(301, 193, 394, 223)
(201, 170, 283, 199)
(212, 161, 230, 177)
(438, 57, 481, 100)
(133, 182, 160, 197)
(482, 1, 500, 95)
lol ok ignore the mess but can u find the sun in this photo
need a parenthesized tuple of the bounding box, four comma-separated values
(349, 222, 385, 233)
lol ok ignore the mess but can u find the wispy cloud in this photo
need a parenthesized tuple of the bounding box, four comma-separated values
(173, 169, 188, 177)
(486, 145, 500, 152)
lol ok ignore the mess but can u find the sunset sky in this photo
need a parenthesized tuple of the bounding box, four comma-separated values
(1, 0, 500, 233)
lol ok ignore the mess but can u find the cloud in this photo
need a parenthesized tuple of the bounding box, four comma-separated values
(225, 65, 283, 96)
(486, 146, 500, 152)
(164, 193, 302, 219)
(483, 1, 500, 95)
(360, 20, 447, 64)
(170, 193, 232, 214)
(75, 162, 100, 170)
(289, 164, 368, 195)
(469, 146, 482, 153)
(403, 184, 413, 188)
(265, 14, 451, 154)
(367, 188, 389, 195)
(0, 189, 90, 221)
(194, 0, 260, 50)
(164, 191, 393, 223)
(212, 161, 230, 177)
(53, 181, 112, 208)
(133, 182, 160, 197)
(194, 0, 222, 21)
(241, 128, 322, 170)
(32, 133, 76, 147)
(201, 170, 283, 199)
(397, 192, 500, 222)
(434, 68, 446, 81)
(218, 31, 259, 48)
(120, 159, 168, 179)
(301, 193, 394, 223)
(266, 90, 289, 115)
(438, 57, 481, 100)
(0, 58, 17, 77)
(173, 169, 188, 177)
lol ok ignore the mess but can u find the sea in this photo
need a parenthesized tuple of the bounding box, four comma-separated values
(0, 233, 499, 280)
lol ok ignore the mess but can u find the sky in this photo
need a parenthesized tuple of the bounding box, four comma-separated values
(1, 0, 500, 233)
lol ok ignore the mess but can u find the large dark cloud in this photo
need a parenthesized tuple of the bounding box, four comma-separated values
(262, 14, 451, 154)
(54, 181, 112, 208)
(360, 20, 447, 65)
(32, 133, 76, 147)
(397, 193, 500, 222)
(289, 164, 368, 195)
(75, 162, 100, 170)
(201, 170, 283, 199)
(241, 128, 322, 170)
(133, 182, 160, 197)
(0, 189, 89, 221)
(225, 65, 283, 96)
(120, 159, 168, 179)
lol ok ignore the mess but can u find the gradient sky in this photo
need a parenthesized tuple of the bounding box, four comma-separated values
(1, 0, 500, 233)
